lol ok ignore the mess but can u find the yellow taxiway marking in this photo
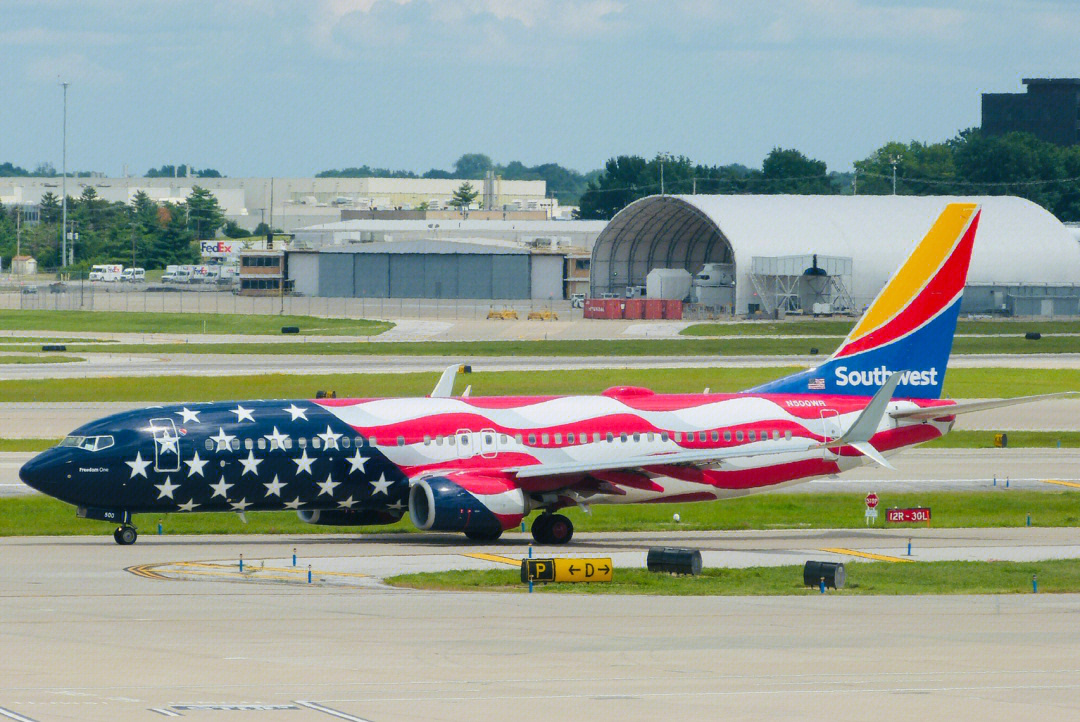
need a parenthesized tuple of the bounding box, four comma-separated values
(1042, 479, 1080, 489)
(464, 552, 521, 566)
(821, 548, 915, 563)
(170, 561, 369, 578)
(128, 560, 369, 581)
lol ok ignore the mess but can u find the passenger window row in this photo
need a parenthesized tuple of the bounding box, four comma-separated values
(394, 429, 794, 449)
(201, 436, 365, 452)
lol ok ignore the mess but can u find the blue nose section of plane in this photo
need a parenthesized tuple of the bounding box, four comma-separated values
(19, 449, 62, 496)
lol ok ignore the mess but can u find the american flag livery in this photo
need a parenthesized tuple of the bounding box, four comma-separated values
(22, 203, 1070, 546)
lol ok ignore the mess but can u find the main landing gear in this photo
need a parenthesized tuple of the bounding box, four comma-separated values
(531, 513, 573, 545)
(113, 525, 137, 545)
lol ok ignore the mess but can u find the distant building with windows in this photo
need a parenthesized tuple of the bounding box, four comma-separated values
(982, 78, 1080, 146)
(238, 249, 287, 296)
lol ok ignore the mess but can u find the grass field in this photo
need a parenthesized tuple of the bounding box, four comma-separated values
(385, 559, 1080, 595)
(0, 366, 1075, 402)
(0, 310, 392, 336)
(3, 490, 1076, 538)
(682, 319, 1080, 337)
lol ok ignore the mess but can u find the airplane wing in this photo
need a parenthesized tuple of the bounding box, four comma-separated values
(890, 391, 1078, 421)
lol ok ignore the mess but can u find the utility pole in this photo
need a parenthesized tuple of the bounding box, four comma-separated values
(890, 154, 902, 195)
(15, 206, 22, 259)
(852, 169, 858, 196)
(60, 80, 69, 269)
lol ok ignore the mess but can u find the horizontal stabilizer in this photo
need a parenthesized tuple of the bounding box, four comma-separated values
(890, 391, 1079, 421)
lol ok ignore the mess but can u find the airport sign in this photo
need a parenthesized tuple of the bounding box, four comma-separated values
(887, 507, 932, 524)
(521, 558, 613, 583)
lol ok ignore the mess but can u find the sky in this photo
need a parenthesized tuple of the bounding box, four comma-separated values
(4, 0, 1080, 177)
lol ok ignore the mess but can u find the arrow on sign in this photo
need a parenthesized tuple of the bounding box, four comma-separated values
(598, 565, 610, 574)
(568, 565, 579, 574)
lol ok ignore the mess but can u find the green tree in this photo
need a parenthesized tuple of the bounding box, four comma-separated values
(449, 181, 479, 211)
(39, 192, 61, 224)
(185, 185, 225, 240)
(452, 153, 494, 178)
(222, 220, 251, 238)
(761, 148, 833, 193)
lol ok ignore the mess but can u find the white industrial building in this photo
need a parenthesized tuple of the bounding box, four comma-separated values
(591, 194, 1080, 316)
(0, 176, 549, 232)
(290, 218, 607, 252)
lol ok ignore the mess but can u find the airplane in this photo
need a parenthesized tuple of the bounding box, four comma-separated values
(18, 203, 1073, 545)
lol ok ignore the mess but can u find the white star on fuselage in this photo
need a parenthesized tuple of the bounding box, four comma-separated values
(283, 404, 308, 421)
(176, 407, 201, 424)
(239, 450, 263, 476)
(316, 474, 340, 496)
(337, 495, 358, 509)
(346, 449, 370, 474)
(231, 405, 255, 423)
(210, 427, 236, 452)
(209, 476, 233, 498)
(284, 497, 303, 510)
(154, 476, 180, 499)
(230, 498, 252, 511)
(158, 434, 179, 455)
(184, 450, 208, 477)
(177, 499, 200, 512)
(126, 452, 151, 479)
(264, 475, 286, 497)
(387, 500, 406, 512)
(317, 426, 342, 450)
(293, 448, 315, 475)
(370, 473, 393, 496)
(264, 426, 288, 451)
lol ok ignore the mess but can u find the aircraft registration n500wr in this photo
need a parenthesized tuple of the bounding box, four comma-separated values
(18, 204, 1072, 545)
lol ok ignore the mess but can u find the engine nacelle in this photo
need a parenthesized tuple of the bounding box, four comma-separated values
(409, 474, 528, 536)
(297, 509, 403, 526)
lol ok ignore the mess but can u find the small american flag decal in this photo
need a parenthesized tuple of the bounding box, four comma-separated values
(808, 378, 826, 390)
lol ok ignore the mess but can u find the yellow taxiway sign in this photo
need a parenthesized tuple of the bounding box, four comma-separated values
(520, 558, 613, 583)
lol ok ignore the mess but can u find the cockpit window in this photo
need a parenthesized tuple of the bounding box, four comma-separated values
(59, 435, 114, 451)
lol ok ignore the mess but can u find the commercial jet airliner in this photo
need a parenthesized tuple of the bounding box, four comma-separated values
(19, 203, 1070, 545)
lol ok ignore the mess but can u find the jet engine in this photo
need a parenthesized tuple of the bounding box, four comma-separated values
(297, 509, 402, 526)
(409, 473, 529, 539)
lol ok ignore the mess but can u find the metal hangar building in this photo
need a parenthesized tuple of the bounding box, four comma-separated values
(590, 194, 1080, 316)
(288, 240, 566, 301)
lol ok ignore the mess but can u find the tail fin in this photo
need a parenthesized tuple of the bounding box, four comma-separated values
(748, 203, 981, 399)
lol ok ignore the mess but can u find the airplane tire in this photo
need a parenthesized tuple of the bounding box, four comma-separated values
(465, 528, 502, 542)
(531, 514, 553, 544)
(546, 515, 574, 545)
(115, 526, 137, 545)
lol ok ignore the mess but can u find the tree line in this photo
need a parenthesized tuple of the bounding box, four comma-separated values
(578, 130, 1080, 220)
(0, 186, 241, 272)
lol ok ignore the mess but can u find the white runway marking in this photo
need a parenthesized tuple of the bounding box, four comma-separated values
(0, 708, 39, 722)
(296, 700, 374, 721)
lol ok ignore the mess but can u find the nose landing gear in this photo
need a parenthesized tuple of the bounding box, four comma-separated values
(530, 513, 573, 545)
(113, 525, 138, 545)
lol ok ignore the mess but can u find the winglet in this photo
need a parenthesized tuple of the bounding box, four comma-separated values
(430, 364, 472, 398)
(826, 372, 902, 469)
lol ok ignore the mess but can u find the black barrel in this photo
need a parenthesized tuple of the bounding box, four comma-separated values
(1025, 331, 1041, 340)
(647, 547, 702, 576)
(41, 344, 67, 352)
(803, 560, 846, 589)
(282, 326, 300, 334)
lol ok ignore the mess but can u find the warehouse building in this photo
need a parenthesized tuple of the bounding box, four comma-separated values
(290, 218, 606, 252)
(591, 194, 1080, 316)
(287, 239, 566, 300)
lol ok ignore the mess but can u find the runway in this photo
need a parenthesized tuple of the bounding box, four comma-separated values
(2, 531, 1080, 721)
(5, 351, 1080, 380)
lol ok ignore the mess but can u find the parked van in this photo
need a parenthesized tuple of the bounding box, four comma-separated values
(174, 266, 193, 284)
(89, 264, 123, 282)
(121, 268, 146, 283)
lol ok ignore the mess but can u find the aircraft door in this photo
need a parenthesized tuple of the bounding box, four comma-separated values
(479, 428, 498, 458)
(820, 409, 841, 461)
(455, 429, 474, 459)
(149, 418, 181, 472)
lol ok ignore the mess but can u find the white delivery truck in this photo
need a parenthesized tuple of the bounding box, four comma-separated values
(121, 268, 146, 282)
(161, 265, 181, 283)
(175, 266, 194, 284)
(89, 264, 124, 282)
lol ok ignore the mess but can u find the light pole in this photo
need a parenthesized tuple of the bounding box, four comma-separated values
(60, 80, 69, 269)
(658, 152, 671, 195)
(890, 154, 902, 195)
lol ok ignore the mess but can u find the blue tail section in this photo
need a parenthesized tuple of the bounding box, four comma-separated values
(745, 203, 980, 400)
